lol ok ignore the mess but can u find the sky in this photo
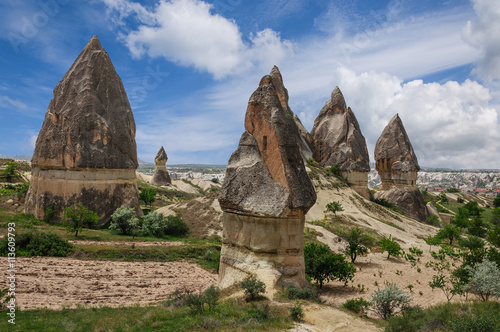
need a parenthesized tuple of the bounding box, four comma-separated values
(0, 0, 499, 169)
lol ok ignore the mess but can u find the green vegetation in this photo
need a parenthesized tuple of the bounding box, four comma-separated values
(141, 213, 190, 237)
(63, 204, 99, 237)
(283, 284, 318, 301)
(139, 187, 157, 206)
(289, 302, 304, 321)
(345, 227, 369, 263)
(435, 224, 461, 245)
(326, 164, 342, 178)
(109, 206, 139, 235)
(304, 242, 355, 288)
(240, 277, 266, 301)
(371, 283, 412, 319)
(324, 201, 344, 216)
(464, 259, 500, 301)
(428, 274, 462, 302)
(379, 235, 404, 259)
(385, 301, 500, 332)
(306, 157, 318, 167)
(494, 196, 500, 208)
(0, 232, 73, 257)
(1, 161, 18, 180)
(342, 297, 371, 315)
(425, 214, 441, 226)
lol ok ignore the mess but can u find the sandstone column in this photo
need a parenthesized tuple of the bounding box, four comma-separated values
(311, 87, 371, 199)
(218, 66, 316, 291)
(374, 114, 429, 221)
(151, 146, 172, 185)
(25, 36, 141, 224)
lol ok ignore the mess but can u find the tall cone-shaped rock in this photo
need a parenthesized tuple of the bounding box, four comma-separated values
(311, 86, 371, 199)
(374, 114, 429, 221)
(218, 66, 316, 291)
(25, 36, 141, 224)
(151, 146, 171, 185)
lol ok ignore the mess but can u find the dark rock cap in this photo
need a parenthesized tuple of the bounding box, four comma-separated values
(375, 114, 420, 173)
(31, 35, 138, 170)
(311, 86, 370, 171)
(155, 146, 168, 164)
(219, 66, 316, 217)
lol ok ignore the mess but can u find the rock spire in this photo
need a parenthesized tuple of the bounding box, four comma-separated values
(25, 35, 141, 224)
(311, 86, 371, 198)
(218, 66, 316, 291)
(151, 146, 172, 185)
(374, 114, 429, 221)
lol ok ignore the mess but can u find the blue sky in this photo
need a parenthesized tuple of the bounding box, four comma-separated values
(0, 0, 499, 169)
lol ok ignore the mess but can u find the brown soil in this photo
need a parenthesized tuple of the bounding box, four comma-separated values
(1, 257, 217, 310)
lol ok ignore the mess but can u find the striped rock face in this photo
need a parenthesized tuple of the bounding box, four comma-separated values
(25, 36, 141, 224)
(218, 66, 316, 292)
(311, 86, 371, 199)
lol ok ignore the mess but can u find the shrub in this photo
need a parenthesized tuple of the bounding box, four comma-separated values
(326, 164, 342, 177)
(306, 158, 318, 167)
(408, 247, 423, 256)
(342, 297, 371, 315)
(141, 212, 189, 237)
(109, 206, 139, 235)
(2, 161, 18, 180)
(464, 201, 482, 216)
(371, 283, 412, 319)
(464, 259, 500, 301)
(324, 201, 344, 216)
(494, 196, 500, 208)
(457, 197, 465, 204)
(438, 192, 448, 203)
(345, 227, 369, 263)
(428, 274, 462, 302)
(379, 235, 403, 259)
(289, 302, 304, 321)
(0, 232, 73, 257)
(63, 204, 99, 237)
(44, 207, 57, 222)
(304, 242, 355, 288)
(240, 277, 266, 301)
(435, 224, 461, 245)
(185, 285, 220, 313)
(210, 178, 219, 184)
(425, 214, 440, 226)
(139, 188, 156, 207)
(285, 285, 318, 301)
(468, 217, 487, 238)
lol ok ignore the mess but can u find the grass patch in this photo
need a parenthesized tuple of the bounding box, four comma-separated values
(0, 298, 293, 331)
(385, 301, 500, 332)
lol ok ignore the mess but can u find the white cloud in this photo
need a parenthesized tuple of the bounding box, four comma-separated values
(330, 67, 500, 169)
(104, 0, 293, 79)
(462, 0, 500, 82)
(0, 96, 29, 111)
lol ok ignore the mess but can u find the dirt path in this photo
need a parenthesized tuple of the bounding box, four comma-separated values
(291, 303, 382, 332)
(1, 257, 217, 310)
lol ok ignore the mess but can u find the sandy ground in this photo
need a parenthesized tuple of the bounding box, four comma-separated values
(1, 257, 217, 310)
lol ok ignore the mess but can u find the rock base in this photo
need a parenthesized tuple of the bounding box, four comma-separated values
(343, 171, 371, 200)
(25, 167, 141, 224)
(151, 166, 172, 185)
(218, 212, 307, 290)
(374, 187, 429, 222)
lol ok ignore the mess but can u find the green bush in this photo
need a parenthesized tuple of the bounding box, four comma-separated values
(379, 235, 404, 259)
(306, 158, 318, 167)
(183, 285, 220, 314)
(109, 206, 139, 235)
(435, 224, 461, 245)
(457, 197, 465, 204)
(324, 201, 344, 216)
(345, 227, 369, 263)
(425, 214, 441, 226)
(141, 212, 189, 237)
(139, 188, 156, 207)
(494, 196, 500, 208)
(464, 259, 500, 301)
(342, 297, 371, 315)
(371, 283, 412, 319)
(0, 232, 73, 257)
(326, 164, 342, 177)
(240, 277, 266, 301)
(2, 161, 18, 180)
(63, 204, 99, 237)
(304, 242, 355, 288)
(289, 302, 304, 321)
(285, 285, 318, 301)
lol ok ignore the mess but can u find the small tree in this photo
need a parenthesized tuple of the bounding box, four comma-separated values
(304, 242, 355, 288)
(63, 204, 99, 237)
(425, 214, 440, 226)
(371, 283, 412, 319)
(464, 201, 482, 216)
(379, 235, 403, 259)
(425, 235, 442, 252)
(139, 188, 156, 207)
(428, 274, 462, 302)
(464, 259, 500, 301)
(2, 161, 18, 180)
(109, 206, 139, 235)
(436, 224, 461, 245)
(451, 207, 470, 229)
(345, 227, 369, 263)
(324, 201, 344, 216)
(438, 192, 448, 203)
(468, 217, 487, 238)
(494, 196, 500, 208)
(240, 277, 266, 301)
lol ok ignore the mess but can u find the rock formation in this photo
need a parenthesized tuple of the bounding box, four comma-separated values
(374, 114, 429, 221)
(218, 66, 316, 291)
(311, 86, 371, 199)
(25, 36, 141, 224)
(151, 146, 172, 185)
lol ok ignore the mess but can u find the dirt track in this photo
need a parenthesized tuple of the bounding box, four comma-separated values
(2, 257, 217, 310)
